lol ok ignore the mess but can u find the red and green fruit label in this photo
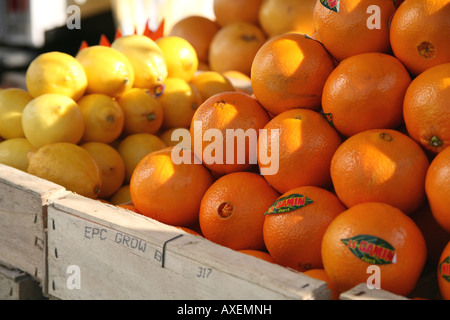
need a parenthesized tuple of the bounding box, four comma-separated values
(341, 235, 397, 265)
(439, 256, 450, 283)
(265, 194, 313, 215)
(320, 0, 340, 12)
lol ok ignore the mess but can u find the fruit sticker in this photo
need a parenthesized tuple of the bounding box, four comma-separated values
(320, 0, 340, 13)
(322, 112, 334, 127)
(341, 235, 397, 265)
(265, 194, 313, 215)
(439, 256, 450, 283)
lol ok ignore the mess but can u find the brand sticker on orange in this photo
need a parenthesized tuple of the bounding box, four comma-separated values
(265, 194, 314, 215)
(320, 0, 340, 12)
(341, 234, 397, 265)
(439, 256, 450, 283)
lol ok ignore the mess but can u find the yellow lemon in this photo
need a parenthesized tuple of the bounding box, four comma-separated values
(81, 142, 126, 199)
(109, 184, 132, 205)
(78, 94, 124, 144)
(21, 93, 84, 148)
(0, 88, 33, 139)
(157, 77, 203, 129)
(27, 142, 102, 199)
(116, 88, 164, 136)
(190, 71, 235, 102)
(111, 35, 168, 90)
(25, 51, 87, 101)
(0, 138, 36, 171)
(159, 127, 188, 147)
(76, 45, 134, 98)
(156, 36, 199, 82)
(223, 70, 253, 95)
(117, 133, 166, 182)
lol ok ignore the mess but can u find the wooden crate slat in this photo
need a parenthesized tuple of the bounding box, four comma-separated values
(339, 283, 410, 300)
(0, 264, 45, 300)
(0, 164, 67, 282)
(47, 193, 330, 300)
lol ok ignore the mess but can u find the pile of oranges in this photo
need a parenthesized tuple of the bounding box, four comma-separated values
(1, 0, 449, 300)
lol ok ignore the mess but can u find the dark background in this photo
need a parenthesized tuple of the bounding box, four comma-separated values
(0, 3, 116, 88)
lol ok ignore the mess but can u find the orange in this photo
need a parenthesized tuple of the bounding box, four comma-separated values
(258, 109, 342, 194)
(78, 94, 125, 144)
(130, 147, 213, 227)
(169, 15, 220, 63)
(250, 33, 335, 116)
(238, 249, 276, 264)
(190, 71, 235, 102)
(411, 202, 450, 264)
(322, 52, 412, 137)
(157, 77, 203, 129)
(438, 241, 450, 300)
(390, 0, 450, 76)
(177, 226, 203, 237)
(190, 91, 270, 175)
(303, 269, 340, 300)
(209, 21, 267, 77)
(313, 0, 396, 62)
(117, 88, 164, 136)
(213, 0, 262, 27)
(330, 129, 430, 215)
(403, 63, 450, 154)
(425, 146, 450, 233)
(258, 0, 317, 38)
(263, 186, 346, 272)
(322, 202, 427, 296)
(199, 172, 279, 251)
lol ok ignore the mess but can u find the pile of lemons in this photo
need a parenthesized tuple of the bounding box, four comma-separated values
(0, 34, 237, 203)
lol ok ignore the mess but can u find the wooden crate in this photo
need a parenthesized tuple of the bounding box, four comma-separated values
(0, 263, 45, 300)
(0, 163, 67, 283)
(45, 192, 330, 300)
(340, 283, 410, 300)
(340, 269, 442, 300)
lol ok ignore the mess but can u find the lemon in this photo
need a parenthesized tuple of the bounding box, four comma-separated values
(156, 77, 203, 129)
(0, 88, 33, 139)
(27, 142, 102, 199)
(117, 133, 167, 182)
(190, 71, 236, 102)
(0, 138, 36, 171)
(78, 94, 124, 144)
(81, 142, 125, 199)
(156, 36, 199, 82)
(109, 184, 132, 205)
(21, 94, 84, 148)
(26, 51, 87, 101)
(159, 127, 188, 147)
(76, 45, 134, 98)
(223, 70, 252, 95)
(111, 35, 168, 89)
(116, 88, 164, 136)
